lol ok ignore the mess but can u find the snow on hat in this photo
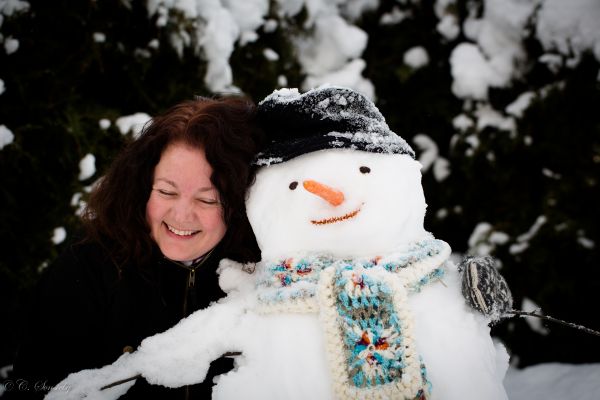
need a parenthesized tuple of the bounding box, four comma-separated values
(254, 85, 415, 166)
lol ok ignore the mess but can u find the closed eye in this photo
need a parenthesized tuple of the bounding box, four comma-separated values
(156, 189, 176, 197)
(197, 198, 220, 206)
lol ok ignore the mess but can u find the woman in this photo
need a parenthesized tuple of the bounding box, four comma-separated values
(9, 96, 263, 399)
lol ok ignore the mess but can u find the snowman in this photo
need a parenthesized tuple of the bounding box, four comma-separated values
(48, 86, 512, 400)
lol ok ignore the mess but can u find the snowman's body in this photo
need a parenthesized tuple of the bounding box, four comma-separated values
(49, 90, 509, 400)
(211, 148, 509, 400)
(204, 256, 508, 400)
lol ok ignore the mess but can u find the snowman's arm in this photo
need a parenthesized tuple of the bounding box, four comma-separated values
(46, 298, 248, 400)
(134, 297, 248, 387)
(458, 256, 513, 323)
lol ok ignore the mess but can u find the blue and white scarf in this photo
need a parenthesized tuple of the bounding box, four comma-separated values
(254, 238, 451, 400)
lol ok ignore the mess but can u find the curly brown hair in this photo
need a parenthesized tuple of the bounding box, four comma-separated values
(83, 96, 263, 268)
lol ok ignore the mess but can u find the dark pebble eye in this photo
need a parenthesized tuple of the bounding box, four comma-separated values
(289, 181, 298, 190)
(359, 166, 371, 174)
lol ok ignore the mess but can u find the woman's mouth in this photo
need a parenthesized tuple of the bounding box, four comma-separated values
(310, 206, 362, 225)
(164, 222, 201, 237)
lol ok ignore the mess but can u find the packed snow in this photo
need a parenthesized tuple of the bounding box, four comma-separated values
(509, 215, 548, 255)
(403, 46, 429, 69)
(78, 153, 96, 181)
(98, 118, 111, 130)
(0, 124, 14, 149)
(51, 227, 67, 245)
(504, 363, 600, 400)
(115, 112, 151, 139)
(412, 134, 450, 182)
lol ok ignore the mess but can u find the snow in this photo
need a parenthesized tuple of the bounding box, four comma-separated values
(453, 0, 537, 100)
(541, 168, 561, 179)
(51, 227, 67, 245)
(338, 0, 378, 21)
(474, 104, 516, 135)
(303, 59, 375, 100)
(379, 7, 409, 26)
(78, 153, 96, 181)
(448, 0, 600, 145)
(98, 119, 111, 130)
(509, 215, 547, 255)
(437, 14, 460, 41)
(536, 0, 600, 65)
(452, 113, 474, 132)
(506, 91, 536, 118)
(403, 46, 429, 69)
(538, 53, 562, 74)
(0, 0, 30, 16)
(504, 363, 600, 400)
(115, 112, 151, 138)
(576, 230, 595, 249)
(262, 48, 279, 61)
(450, 43, 505, 100)
(93, 32, 106, 43)
(434, 0, 460, 40)
(4, 36, 18, 54)
(468, 222, 510, 256)
(146, 0, 375, 94)
(0, 124, 14, 149)
(295, 14, 369, 91)
(412, 134, 450, 181)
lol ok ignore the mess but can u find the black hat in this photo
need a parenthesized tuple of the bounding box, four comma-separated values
(254, 86, 415, 166)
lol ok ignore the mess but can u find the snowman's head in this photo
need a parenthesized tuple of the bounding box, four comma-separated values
(249, 85, 428, 259)
(247, 148, 427, 259)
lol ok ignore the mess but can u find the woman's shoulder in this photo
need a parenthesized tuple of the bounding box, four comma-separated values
(38, 237, 122, 295)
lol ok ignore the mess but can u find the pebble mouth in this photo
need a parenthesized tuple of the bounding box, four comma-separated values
(310, 206, 362, 225)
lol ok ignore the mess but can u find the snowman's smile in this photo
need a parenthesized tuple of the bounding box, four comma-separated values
(310, 205, 362, 225)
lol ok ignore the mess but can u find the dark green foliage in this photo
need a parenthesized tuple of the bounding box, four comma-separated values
(490, 56, 600, 366)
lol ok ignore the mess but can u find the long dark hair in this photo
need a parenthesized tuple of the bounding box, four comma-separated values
(82, 96, 263, 268)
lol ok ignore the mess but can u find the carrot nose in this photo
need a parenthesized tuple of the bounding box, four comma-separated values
(303, 180, 345, 206)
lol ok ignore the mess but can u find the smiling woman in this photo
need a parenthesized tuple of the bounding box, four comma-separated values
(146, 143, 227, 262)
(9, 97, 264, 399)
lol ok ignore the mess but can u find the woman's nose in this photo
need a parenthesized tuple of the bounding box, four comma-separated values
(172, 198, 196, 222)
(303, 180, 345, 206)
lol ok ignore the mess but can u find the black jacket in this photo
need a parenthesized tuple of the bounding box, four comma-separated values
(8, 239, 233, 399)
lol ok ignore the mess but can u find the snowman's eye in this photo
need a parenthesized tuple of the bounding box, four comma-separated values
(359, 166, 371, 174)
(289, 181, 298, 190)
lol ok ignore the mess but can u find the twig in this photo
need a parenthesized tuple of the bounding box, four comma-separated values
(100, 374, 141, 390)
(506, 309, 600, 337)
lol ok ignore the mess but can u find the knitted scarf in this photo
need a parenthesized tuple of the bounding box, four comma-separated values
(255, 238, 451, 400)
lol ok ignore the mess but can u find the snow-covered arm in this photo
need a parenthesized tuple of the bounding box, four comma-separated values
(458, 256, 513, 323)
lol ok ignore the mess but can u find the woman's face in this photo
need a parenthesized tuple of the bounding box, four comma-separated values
(146, 142, 227, 262)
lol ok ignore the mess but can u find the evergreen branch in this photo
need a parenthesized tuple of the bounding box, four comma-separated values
(506, 309, 600, 337)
